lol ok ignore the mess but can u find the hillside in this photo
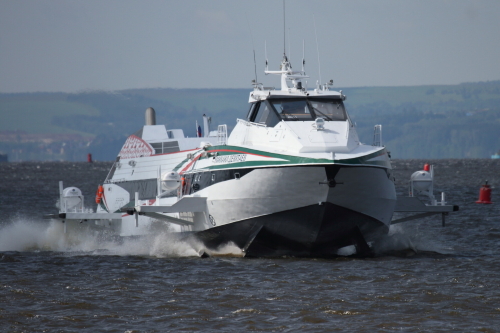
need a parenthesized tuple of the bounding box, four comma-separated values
(345, 81, 500, 158)
(0, 81, 499, 161)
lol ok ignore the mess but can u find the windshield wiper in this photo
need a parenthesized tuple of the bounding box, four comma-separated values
(311, 107, 333, 121)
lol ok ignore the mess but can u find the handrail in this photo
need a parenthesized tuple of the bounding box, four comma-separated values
(217, 125, 227, 145)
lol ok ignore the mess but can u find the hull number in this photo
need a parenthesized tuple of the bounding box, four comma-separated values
(213, 154, 246, 164)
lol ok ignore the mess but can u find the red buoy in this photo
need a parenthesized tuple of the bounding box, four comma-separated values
(87, 153, 93, 163)
(423, 163, 430, 172)
(476, 181, 493, 204)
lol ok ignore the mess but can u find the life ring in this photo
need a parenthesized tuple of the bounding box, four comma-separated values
(95, 185, 104, 204)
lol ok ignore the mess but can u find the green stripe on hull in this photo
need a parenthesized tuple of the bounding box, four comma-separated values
(173, 149, 203, 172)
(192, 145, 391, 171)
(99, 201, 109, 213)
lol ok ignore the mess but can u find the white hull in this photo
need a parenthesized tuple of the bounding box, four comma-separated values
(48, 52, 407, 257)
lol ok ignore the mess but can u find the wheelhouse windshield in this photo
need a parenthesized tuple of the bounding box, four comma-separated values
(269, 99, 314, 121)
(246, 97, 347, 126)
(269, 98, 346, 121)
(308, 98, 346, 121)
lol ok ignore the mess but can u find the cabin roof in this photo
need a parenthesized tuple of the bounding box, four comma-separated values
(248, 89, 344, 103)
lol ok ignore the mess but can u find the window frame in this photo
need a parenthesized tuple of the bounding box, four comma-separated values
(307, 97, 347, 122)
(247, 102, 260, 122)
(249, 101, 281, 127)
(246, 97, 347, 127)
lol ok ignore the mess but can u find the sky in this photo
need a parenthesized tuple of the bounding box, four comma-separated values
(1, 0, 500, 93)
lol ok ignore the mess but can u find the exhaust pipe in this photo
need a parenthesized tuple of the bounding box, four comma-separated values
(145, 107, 156, 125)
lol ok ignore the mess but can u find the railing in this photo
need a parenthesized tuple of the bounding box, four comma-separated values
(217, 124, 227, 145)
(373, 124, 383, 146)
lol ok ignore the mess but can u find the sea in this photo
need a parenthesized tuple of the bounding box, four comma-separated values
(1, 159, 499, 332)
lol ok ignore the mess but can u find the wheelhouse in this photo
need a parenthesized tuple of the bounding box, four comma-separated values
(246, 96, 347, 127)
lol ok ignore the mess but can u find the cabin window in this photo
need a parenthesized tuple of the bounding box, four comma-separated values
(309, 99, 347, 121)
(247, 98, 347, 124)
(251, 101, 280, 127)
(151, 141, 180, 154)
(247, 103, 260, 121)
(269, 99, 314, 121)
(264, 97, 347, 122)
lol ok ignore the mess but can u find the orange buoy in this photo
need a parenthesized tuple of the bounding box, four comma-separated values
(95, 185, 104, 204)
(423, 163, 430, 172)
(476, 181, 493, 204)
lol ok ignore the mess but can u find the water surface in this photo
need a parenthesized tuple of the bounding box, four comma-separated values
(1, 160, 499, 331)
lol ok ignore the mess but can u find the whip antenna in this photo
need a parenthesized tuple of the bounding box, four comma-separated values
(265, 40, 268, 71)
(313, 15, 322, 84)
(283, 0, 286, 56)
(245, 13, 258, 83)
(288, 28, 291, 60)
(253, 50, 258, 83)
(302, 39, 305, 72)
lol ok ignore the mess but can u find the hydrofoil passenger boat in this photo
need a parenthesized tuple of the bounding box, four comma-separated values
(46, 54, 458, 257)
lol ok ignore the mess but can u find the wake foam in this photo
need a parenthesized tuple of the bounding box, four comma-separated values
(0, 218, 450, 258)
(0, 219, 61, 252)
(371, 223, 453, 256)
(0, 219, 242, 258)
